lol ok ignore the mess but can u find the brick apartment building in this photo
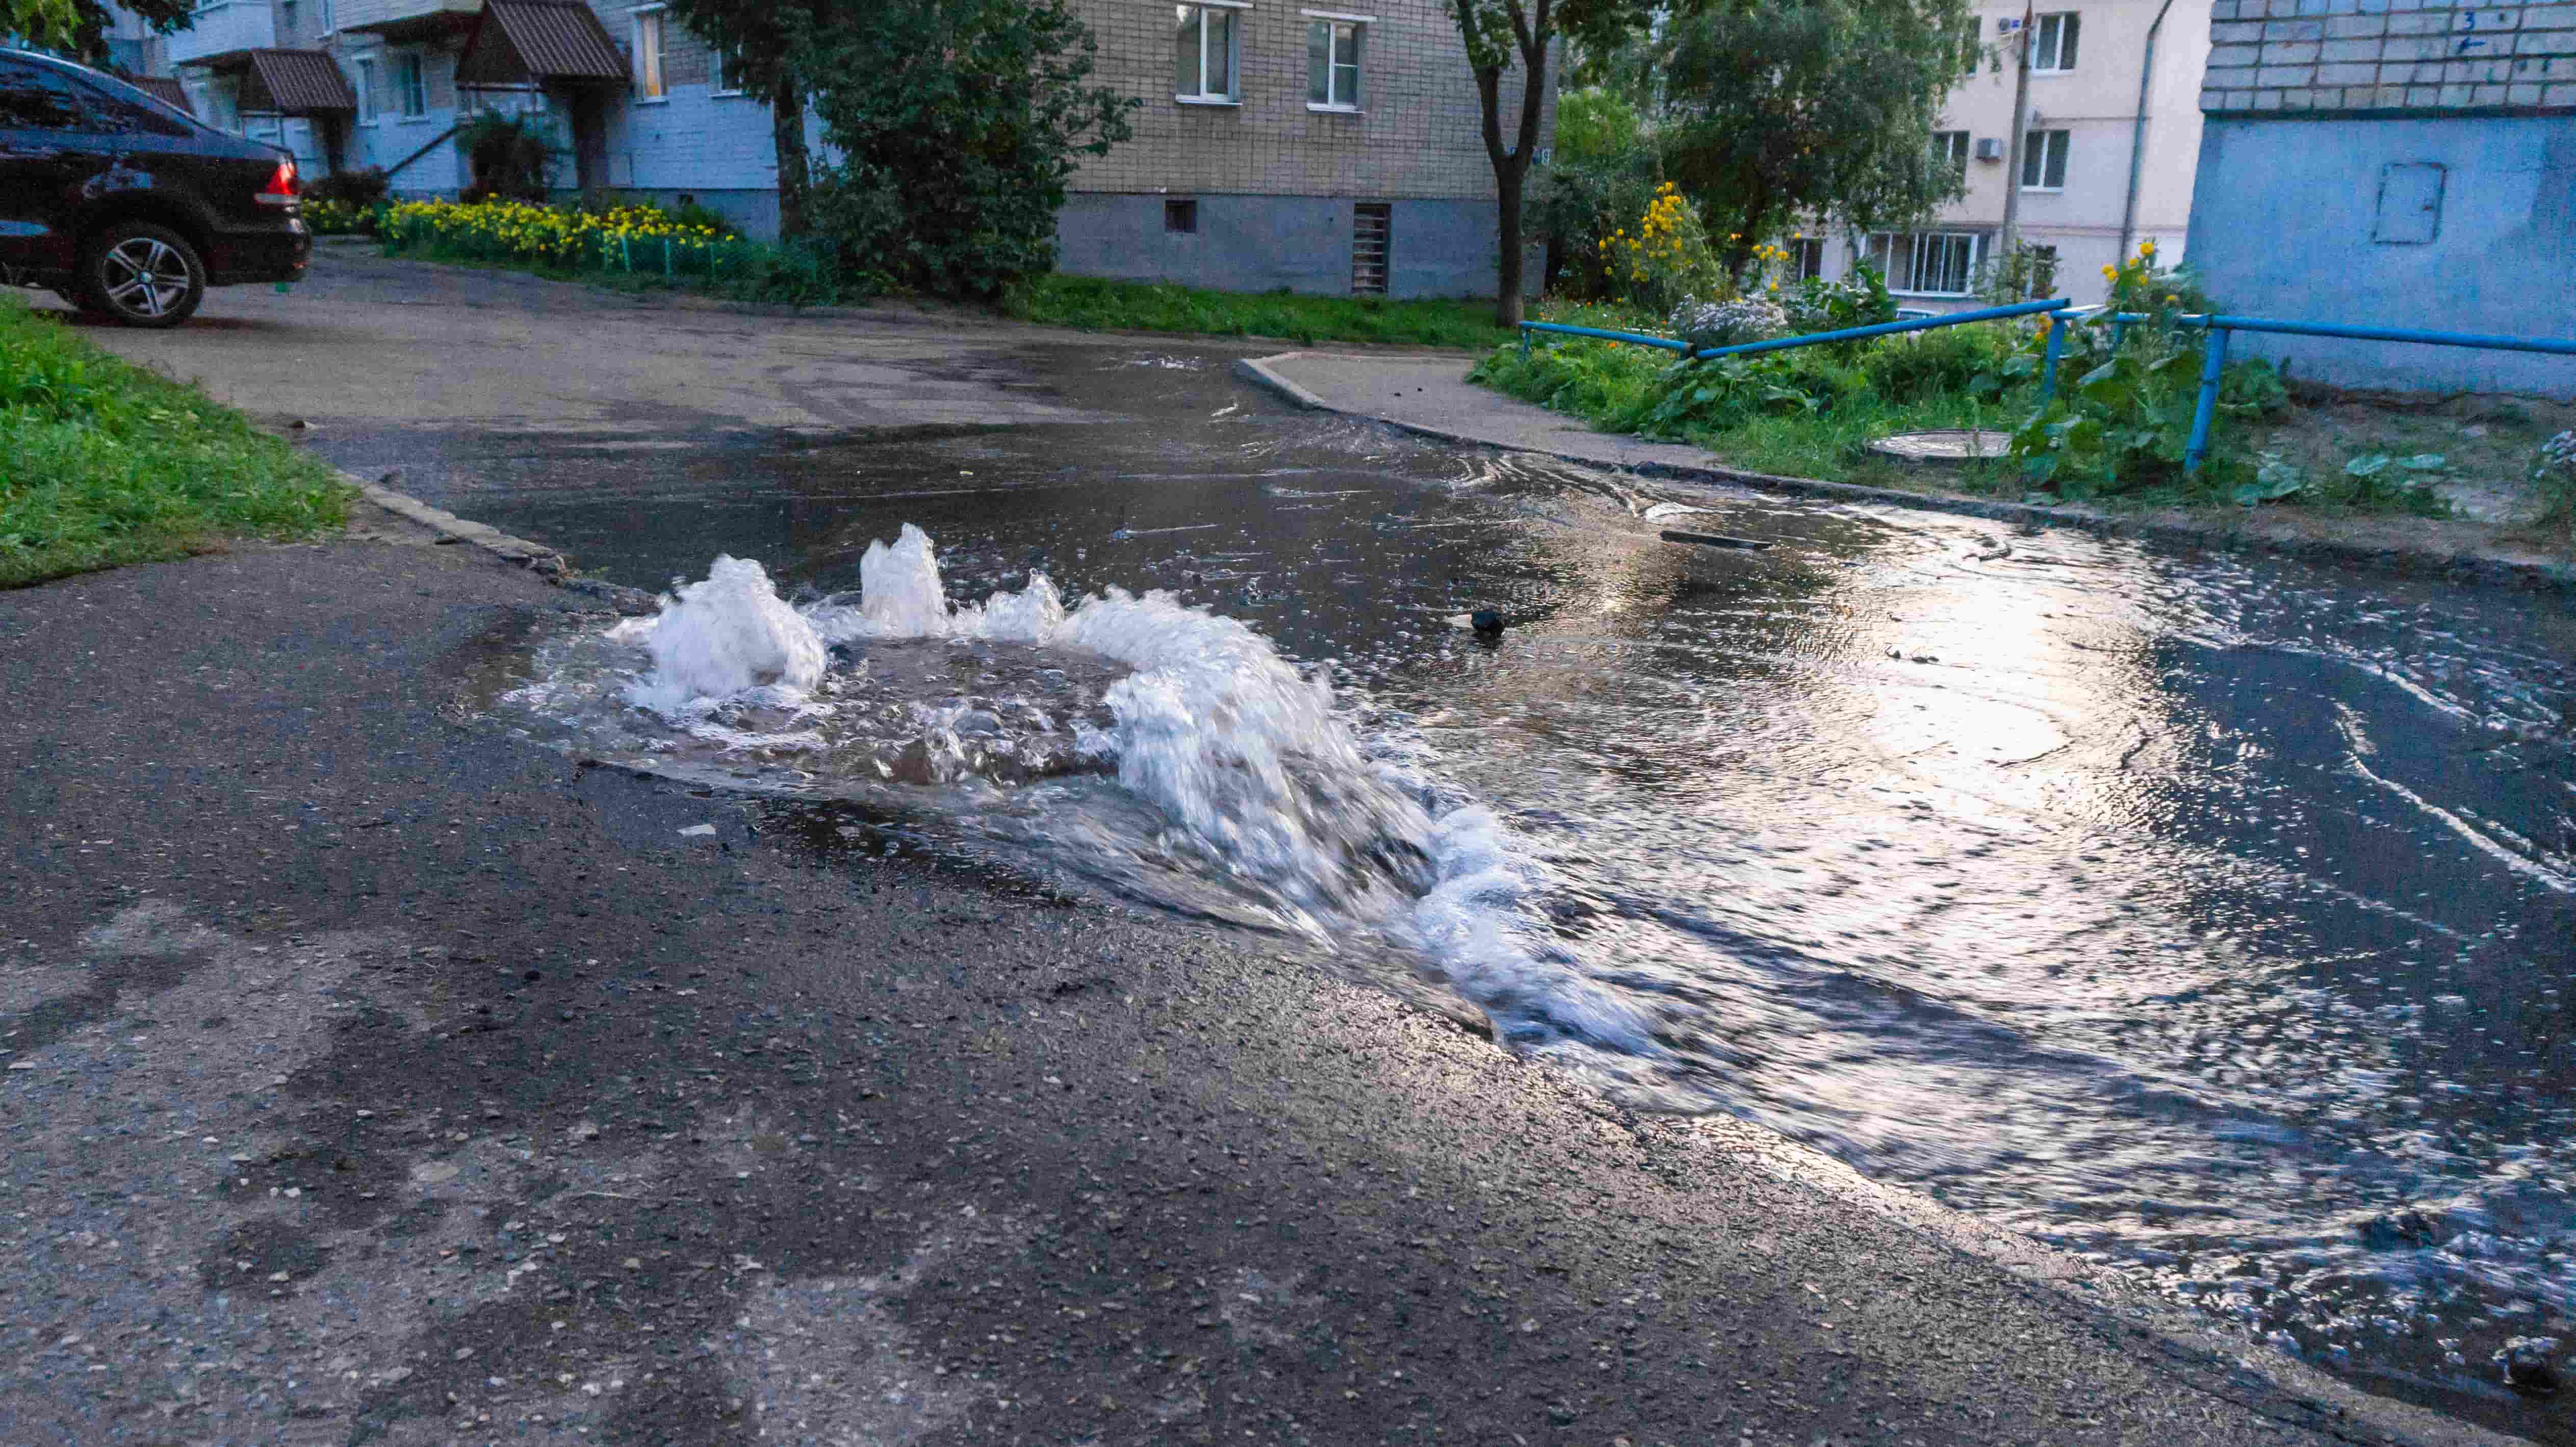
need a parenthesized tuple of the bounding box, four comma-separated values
(2183, 0, 2575, 394)
(128, 0, 1551, 297)
(1798, 0, 2215, 312)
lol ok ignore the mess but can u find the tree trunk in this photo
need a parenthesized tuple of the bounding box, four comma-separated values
(769, 71, 810, 241)
(1494, 165, 1527, 327)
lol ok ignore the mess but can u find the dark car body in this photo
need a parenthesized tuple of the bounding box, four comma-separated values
(0, 47, 308, 301)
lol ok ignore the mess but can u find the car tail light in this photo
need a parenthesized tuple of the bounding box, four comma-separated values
(256, 159, 299, 207)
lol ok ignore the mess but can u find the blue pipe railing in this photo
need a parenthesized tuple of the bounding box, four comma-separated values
(1520, 297, 2078, 400)
(2095, 312, 2576, 473)
(1523, 302, 2573, 480)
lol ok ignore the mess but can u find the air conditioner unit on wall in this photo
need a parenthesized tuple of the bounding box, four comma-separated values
(1974, 137, 2005, 162)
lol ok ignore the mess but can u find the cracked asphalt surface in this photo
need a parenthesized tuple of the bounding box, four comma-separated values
(3, 256, 2526, 1445)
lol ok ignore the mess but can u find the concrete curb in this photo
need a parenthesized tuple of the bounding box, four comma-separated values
(1234, 353, 2576, 595)
(347, 469, 568, 578)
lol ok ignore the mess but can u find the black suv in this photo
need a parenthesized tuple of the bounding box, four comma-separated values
(0, 47, 308, 327)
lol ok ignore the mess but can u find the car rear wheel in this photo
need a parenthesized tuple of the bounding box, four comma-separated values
(78, 222, 205, 328)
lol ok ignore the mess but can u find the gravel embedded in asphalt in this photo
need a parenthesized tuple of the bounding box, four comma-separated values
(0, 530, 2514, 1445)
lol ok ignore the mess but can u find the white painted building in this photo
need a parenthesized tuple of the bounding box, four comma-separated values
(1810, 0, 2213, 311)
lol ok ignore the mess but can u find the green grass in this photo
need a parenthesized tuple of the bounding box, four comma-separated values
(0, 300, 349, 588)
(1467, 327, 2033, 495)
(1019, 275, 1514, 349)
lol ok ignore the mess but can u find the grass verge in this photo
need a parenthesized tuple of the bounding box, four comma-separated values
(1471, 317, 2536, 522)
(1019, 275, 1514, 349)
(0, 300, 349, 588)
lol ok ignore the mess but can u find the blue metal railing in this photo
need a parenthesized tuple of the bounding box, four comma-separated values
(2096, 312, 2576, 473)
(1522, 302, 2575, 479)
(1519, 297, 2078, 401)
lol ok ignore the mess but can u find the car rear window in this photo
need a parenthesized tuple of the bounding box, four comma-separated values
(72, 73, 196, 138)
(0, 56, 87, 130)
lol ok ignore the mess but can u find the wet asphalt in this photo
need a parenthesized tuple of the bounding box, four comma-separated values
(0, 524, 2518, 1445)
(9, 253, 2538, 1445)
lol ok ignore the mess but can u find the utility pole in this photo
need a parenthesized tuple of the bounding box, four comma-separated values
(1997, 0, 2034, 283)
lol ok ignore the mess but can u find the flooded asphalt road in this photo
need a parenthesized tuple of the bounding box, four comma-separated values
(296, 340, 2576, 1441)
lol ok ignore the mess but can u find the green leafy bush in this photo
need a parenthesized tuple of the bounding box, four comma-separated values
(2536, 430, 2576, 539)
(456, 112, 556, 204)
(305, 165, 390, 210)
(1780, 265, 1896, 336)
(2005, 342, 2291, 501)
(1863, 324, 2007, 403)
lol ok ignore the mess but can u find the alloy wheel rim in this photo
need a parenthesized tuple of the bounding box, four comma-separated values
(102, 237, 187, 317)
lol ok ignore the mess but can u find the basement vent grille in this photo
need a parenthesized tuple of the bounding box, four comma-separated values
(1351, 202, 1390, 295)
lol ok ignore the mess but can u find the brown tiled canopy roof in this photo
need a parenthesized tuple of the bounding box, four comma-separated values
(127, 73, 193, 115)
(456, 0, 630, 86)
(239, 49, 357, 114)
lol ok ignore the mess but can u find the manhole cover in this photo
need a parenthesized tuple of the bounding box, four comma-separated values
(1868, 429, 2012, 464)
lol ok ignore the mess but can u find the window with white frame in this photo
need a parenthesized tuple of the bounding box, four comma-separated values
(1305, 13, 1364, 110)
(1791, 237, 1824, 281)
(1932, 129, 1968, 182)
(2031, 11, 2079, 71)
(710, 42, 742, 95)
(354, 54, 377, 122)
(1173, 3, 1238, 103)
(1864, 231, 1983, 296)
(392, 50, 424, 117)
(2020, 128, 2068, 190)
(630, 6, 666, 101)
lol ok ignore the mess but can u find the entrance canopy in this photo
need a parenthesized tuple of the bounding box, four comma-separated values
(456, 0, 631, 88)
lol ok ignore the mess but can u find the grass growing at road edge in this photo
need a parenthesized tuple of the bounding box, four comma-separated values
(1019, 275, 1514, 349)
(0, 300, 349, 588)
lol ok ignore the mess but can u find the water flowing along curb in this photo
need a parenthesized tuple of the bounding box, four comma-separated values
(1233, 354, 2576, 595)
(350, 469, 568, 576)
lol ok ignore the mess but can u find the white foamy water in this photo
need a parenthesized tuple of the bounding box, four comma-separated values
(512, 525, 1651, 1059)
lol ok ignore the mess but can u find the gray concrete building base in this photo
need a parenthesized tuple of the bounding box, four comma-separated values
(1054, 191, 1535, 299)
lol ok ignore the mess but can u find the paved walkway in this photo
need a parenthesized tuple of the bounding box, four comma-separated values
(1242, 349, 2576, 590)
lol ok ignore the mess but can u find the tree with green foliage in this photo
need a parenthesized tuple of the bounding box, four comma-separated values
(786, 0, 1134, 300)
(1617, 0, 1978, 281)
(654, 0, 818, 239)
(1523, 85, 1660, 298)
(6, 0, 191, 67)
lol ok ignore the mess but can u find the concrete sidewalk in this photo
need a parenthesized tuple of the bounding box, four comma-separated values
(1240, 349, 2576, 592)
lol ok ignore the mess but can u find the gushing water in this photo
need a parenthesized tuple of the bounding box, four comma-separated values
(507, 525, 1644, 1056)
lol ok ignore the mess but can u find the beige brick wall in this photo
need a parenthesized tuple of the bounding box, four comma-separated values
(1067, 0, 1554, 198)
(2200, 0, 2576, 112)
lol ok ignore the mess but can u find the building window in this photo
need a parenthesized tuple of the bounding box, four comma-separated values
(278, 0, 297, 34)
(630, 7, 666, 100)
(392, 51, 425, 117)
(354, 55, 377, 122)
(2031, 12, 2079, 72)
(1864, 231, 1982, 296)
(710, 43, 742, 95)
(1165, 198, 1198, 234)
(1173, 4, 1238, 104)
(1932, 129, 1968, 182)
(1305, 14, 1363, 110)
(2020, 129, 2069, 190)
(1791, 237, 1824, 281)
(2023, 243, 2059, 296)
